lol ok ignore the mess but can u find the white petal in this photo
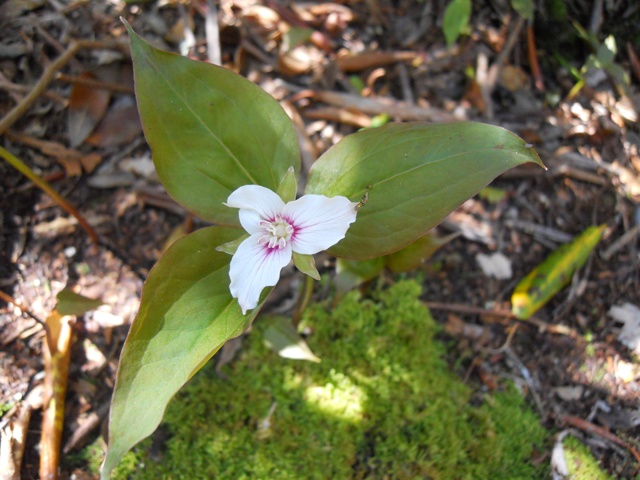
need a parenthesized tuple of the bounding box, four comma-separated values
(229, 234, 292, 314)
(238, 209, 264, 235)
(225, 185, 285, 221)
(283, 194, 357, 255)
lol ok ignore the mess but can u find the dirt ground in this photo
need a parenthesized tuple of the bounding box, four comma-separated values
(1, 0, 640, 478)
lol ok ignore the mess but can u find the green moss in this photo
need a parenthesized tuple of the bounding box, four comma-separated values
(564, 436, 614, 480)
(103, 280, 552, 479)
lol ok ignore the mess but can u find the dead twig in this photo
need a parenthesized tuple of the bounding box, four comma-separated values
(480, 16, 526, 119)
(504, 219, 574, 244)
(0, 39, 127, 135)
(300, 106, 372, 128)
(336, 51, 417, 72)
(279, 101, 317, 191)
(194, 0, 221, 65)
(561, 415, 640, 463)
(628, 43, 640, 84)
(486, 323, 520, 354)
(0, 76, 67, 105)
(424, 301, 577, 337)
(0, 289, 46, 326)
(63, 401, 110, 453)
(55, 73, 134, 94)
(526, 23, 543, 90)
(601, 224, 640, 261)
(292, 89, 456, 122)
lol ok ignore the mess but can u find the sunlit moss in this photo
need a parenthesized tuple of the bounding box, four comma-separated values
(91, 280, 560, 479)
(304, 370, 366, 423)
(564, 436, 614, 480)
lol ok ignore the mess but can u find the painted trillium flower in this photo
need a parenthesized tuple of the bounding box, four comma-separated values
(225, 185, 358, 314)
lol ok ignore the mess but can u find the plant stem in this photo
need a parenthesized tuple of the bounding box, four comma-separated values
(293, 274, 315, 326)
(0, 145, 99, 243)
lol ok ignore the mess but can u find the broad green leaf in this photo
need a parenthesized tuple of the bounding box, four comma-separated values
(443, 0, 471, 47)
(385, 231, 458, 273)
(292, 251, 321, 280)
(276, 166, 297, 203)
(125, 23, 300, 225)
(56, 290, 103, 316)
(101, 226, 268, 479)
(216, 233, 250, 255)
(511, 224, 606, 319)
(335, 257, 385, 292)
(263, 317, 321, 362)
(306, 122, 543, 260)
(511, 0, 534, 20)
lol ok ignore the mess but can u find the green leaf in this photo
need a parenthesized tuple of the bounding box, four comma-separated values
(511, 224, 606, 319)
(276, 166, 297, 203)
(215, 233, 250, 255)
(305, 122, 544, 260)
(101, 226, 268, 479)
(335, 257, 385, 292)
(281, 27, 313, 52)
(385, 231, 458, 273)
(263, 317, 321, 362)
(443, 0, 471, 47)
(511, 0, 534, 20)
(56, 290, 103, 316)
(125, 23, 300, 225)
(292, 252, 320, 280)
(478, 186, 508, 203)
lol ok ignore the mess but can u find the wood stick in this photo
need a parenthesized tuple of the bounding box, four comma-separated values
(55, 73, 134, 94)
(526, 23, 543, 90)
(562, 415, 640, 463)
(293, 89, 456, 122)
(424, 301, 577, 336)
(0, 40, 127, 135)
(0, 289, 46, 326)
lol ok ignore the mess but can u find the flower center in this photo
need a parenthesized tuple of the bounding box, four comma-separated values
(258, 215, 294, 249)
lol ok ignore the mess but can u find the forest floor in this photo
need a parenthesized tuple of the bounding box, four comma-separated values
(1, 0, 640, 478)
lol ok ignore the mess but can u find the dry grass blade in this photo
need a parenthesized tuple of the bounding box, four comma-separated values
(0, 145, 99, 243)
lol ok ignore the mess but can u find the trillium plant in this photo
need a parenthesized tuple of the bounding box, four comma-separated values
(100, 22, 544, 478)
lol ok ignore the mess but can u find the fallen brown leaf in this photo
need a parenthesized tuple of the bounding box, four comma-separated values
(67, 72, 111, 148)
(85, 97, 142, 147)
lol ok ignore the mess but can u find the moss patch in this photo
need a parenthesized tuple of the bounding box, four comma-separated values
(98, 280, 555, 479)
(564, 436, 614, 480)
